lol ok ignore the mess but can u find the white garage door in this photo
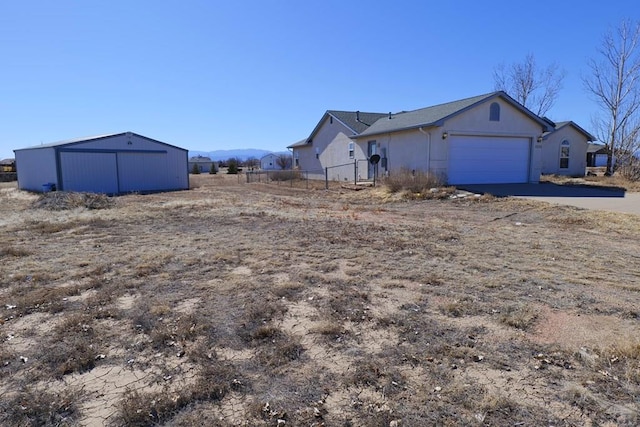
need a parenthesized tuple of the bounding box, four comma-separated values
(448, 136, 530, 184)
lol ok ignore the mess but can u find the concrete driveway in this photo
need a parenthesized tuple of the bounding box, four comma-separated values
(459, 183, 640, 215)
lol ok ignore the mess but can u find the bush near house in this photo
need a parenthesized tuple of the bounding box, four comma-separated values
(382, 168, 445, 194)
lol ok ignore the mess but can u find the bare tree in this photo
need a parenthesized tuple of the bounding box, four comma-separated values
(275, 153, 292, 170)
(584, 20, 640, 176)
(493, 53, 565, 117)
(245, 156, 259, 171)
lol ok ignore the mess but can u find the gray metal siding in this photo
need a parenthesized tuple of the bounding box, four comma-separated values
(60, 152, 119, 193)
(117, 152, 169, 193)
(15, 148, 58, 192)
(15, 133, 188, 194)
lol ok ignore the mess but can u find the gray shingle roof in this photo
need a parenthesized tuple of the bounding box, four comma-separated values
(587, 143, 607, 153)
(327, 111, 389, 134)
(356, 91, 550, 138)
(287, 138, 309, 149)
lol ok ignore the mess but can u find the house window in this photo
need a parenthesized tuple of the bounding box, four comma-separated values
(489, 102, 500, 121)
(560, 140, 570, 168)
(348, 142, 354, 159)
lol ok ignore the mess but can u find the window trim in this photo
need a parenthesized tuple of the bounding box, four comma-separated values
(560, 140, 570, 169)
(348, 142, 354, 159)
(489, 102, 500, 121)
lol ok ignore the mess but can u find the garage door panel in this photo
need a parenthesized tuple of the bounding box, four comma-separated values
(449, 136, 530, 184)
(117, 152, 169, 192)
(60, 152, 119, 193)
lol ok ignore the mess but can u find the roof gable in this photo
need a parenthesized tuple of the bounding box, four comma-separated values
(328, 111, 388, 134)
(304, 110, 387, 144)
(356, 91, 550, 138)
(14, 132, 187, 152)
(287, 138, 309, 149)
(543, 121, 596, 142)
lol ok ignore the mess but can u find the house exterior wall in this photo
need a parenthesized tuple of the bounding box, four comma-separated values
(541, 126, 588, 176)
(361, 99, 544, 183)
(443, 99, 544, 183)
(361, 129, 432, 177)
(296, 97, 547, 184)
(15, 147, 58, 192)
(294, 116, 360, 181)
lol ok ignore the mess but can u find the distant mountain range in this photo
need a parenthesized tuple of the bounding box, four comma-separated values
(189, 149, 286, 161)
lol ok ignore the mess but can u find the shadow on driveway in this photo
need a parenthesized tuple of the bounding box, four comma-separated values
(458, 182, 626, 198)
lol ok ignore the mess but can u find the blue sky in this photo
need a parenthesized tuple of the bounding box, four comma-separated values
(1, 1, 637, 159)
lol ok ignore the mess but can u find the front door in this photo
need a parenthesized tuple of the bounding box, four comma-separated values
(367, 141, 377, 179)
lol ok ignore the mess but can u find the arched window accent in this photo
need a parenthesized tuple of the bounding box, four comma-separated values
(489, 102, 500, 121)
(560, 140, 570, 169)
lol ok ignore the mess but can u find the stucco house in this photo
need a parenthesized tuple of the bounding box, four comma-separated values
(541, 121, 595, 176)
(290, 92, 558, 184)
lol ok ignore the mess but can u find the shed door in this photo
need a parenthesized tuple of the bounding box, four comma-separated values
(448, 136, 530, 184)
(117, 152, 169, 193)
(60, 152, 119, 193)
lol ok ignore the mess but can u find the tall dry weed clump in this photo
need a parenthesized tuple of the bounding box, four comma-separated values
(382, 168, 451, 198)
(269, 170, 302, 181)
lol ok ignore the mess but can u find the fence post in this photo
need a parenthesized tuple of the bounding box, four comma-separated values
(354, 160, 358, 185)
(325, 167, 329, 190)
(306, 171, 309, 189)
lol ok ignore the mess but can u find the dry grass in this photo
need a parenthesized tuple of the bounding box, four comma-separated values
(543, 172, 640, 192)
(1, 176, 640, 425)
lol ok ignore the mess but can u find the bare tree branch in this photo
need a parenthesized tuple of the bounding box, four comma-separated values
(584, 19, 640, 176)
(275, 154, 292, 170)
(493, 53, 565, 116)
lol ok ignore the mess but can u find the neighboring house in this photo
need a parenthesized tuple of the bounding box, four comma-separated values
(188, 155, 215, 173)
(541, 121, 595, 176)
(14, 132, 189, 194)
(586, 143, 609, 167)
(0, 158, 17, 182)
(1, 158, 16, 172)
(260, 152, 292, 170)
(290, 92, 555, 184)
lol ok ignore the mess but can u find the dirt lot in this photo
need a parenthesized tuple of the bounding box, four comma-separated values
(1, 175, 640, 426)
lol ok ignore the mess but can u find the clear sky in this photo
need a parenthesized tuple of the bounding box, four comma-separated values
(1, 0, 638, 159)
